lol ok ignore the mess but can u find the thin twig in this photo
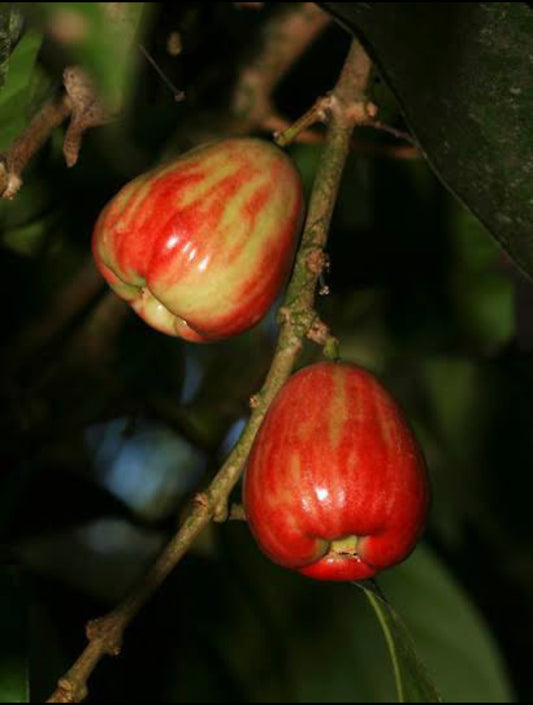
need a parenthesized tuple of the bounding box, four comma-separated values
(274, 95, 332, 147)
(46, 38, 373, 704)
(351, 140, 421, 160)
(0, 95, 72, 199)
(138, 43, 185, 102)
(361, 119, 417, 146)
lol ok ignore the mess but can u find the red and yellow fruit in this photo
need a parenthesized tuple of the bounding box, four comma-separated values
(92, 138, 304, 342)
(243, 361, 429, 581)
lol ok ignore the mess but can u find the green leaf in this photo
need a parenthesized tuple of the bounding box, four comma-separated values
(213, 525, 513, 703)
(321, 2, 533, 280)
(0, 4, 24, 87)
(376, 547, 514, 703)
(0, 566, 29, 703)
(0, 26, 42, 150)
(31, 3, 146, 110)
(359, 580, 442, 703)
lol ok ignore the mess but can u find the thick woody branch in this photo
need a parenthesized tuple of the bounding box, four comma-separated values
(46, 38, 372, 704)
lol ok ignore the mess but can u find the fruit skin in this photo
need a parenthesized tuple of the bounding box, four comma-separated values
(92, 138, 304, 342)
(243, 361, 429, 581)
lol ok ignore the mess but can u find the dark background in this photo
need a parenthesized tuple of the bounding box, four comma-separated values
(1, 3, 531, 702)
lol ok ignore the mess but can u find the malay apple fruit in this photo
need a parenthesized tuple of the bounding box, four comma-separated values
(92, 138, 304, 342)
(243, 361, 429, 581)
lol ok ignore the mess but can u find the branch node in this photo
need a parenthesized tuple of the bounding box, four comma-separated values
(86, 617, 123, 656)
(332, 95, 378, 127)
(350, 100, 378, 122)
(274, 94, 332, 147)
(0, 162, 23, 200)
(50, 677, 87, 704)
(276, 306, 315, 338)
(306, 248, 329, 275)
(193, 492, 210, 511)
(306, 317, 331, 346)
(249, 393, 261, 409)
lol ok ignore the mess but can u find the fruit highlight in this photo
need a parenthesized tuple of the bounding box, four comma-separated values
(92, 138, 304, 341)
(243, 361, 429, 581)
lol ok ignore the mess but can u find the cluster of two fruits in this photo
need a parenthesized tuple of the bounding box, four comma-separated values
(92, 138, 429, 582)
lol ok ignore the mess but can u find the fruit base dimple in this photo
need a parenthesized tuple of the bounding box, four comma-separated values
(296, 534, 374, 581)
(328, 534, 360, 558)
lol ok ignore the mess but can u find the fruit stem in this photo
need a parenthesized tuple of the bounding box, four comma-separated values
(274, 95, 333, 147)
(323, 335, 341, 361)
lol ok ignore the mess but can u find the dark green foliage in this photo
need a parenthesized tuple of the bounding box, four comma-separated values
(322, 2, 533, 279)
(0, 3, 530, 702)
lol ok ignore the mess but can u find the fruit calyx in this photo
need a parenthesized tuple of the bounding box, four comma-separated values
(328, 534, 360, 558)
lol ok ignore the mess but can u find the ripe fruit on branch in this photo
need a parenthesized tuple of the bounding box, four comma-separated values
(92, 138, 304, 342)
(243, 362, 429, 581)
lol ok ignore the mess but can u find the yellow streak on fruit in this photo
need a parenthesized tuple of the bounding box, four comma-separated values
(158, 159, 299, 323)
(286, 452, 303, 506)
(170, 152, 239, 211)
(328, 364, 348, 450)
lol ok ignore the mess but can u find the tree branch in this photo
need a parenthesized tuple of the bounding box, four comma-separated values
(0, 3, 141, 198)
(46, 38, 373, 704)
(0, 95, 72, 199)
(231, 2, 330, 131)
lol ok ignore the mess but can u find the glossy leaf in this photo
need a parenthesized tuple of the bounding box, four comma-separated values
(321, 2, 533, 279)
(206, 525, 513, 703)
(376, 547, 513, 703)
(359, 581, 441, 703)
